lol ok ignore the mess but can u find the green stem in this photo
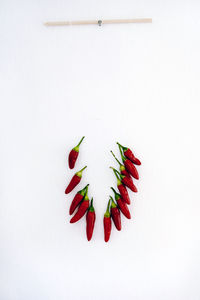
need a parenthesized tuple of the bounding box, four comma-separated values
(116, 142, 123, 148)
(111, 187, 117, 194)
(106, 199, 111, 212)
(84, 184, 89, 195)
(117, 143, 126, 162)
(84, 185, 89, 201)
(83, 183, 89, 193)
(110, 166, 118, 178)
(114, 169, 124, 180)
(89, 197, 94, 212)
(74, 136, 85, 151)
(110, 187, 121, 201)
(110, 167, 121, 185)
(110, 150, 123, 166)
(79, 184, 89, 195)
(110, 196, 117, 208)
(76, 136, 85, 147)
(79, 166, 87, 172)
(117, 142, 127, 151)
(76, 166, 87, 177)
(104, 199, 111, 217)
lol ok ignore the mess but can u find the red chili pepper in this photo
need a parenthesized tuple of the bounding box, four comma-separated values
(110, 167, 131, 204)
(86, 198, 96, 241)
(117, 142, 141, 165)
(118, 144, 139, 180)
(104, 199, 112, 242)
(110, 196, 121, 231)
(68, 136, 85, 169)
(121, 175, 137, 192)
(70, 188, 89, 223)
(110, 150, 131, 178)
(65, 166, 87, 194)
(111, 187, 131, 219)
(112, 168, 137, 193)
(69, 184, 89, 215)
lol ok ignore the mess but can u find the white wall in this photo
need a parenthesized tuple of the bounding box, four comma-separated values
(1, 0, 200, 299)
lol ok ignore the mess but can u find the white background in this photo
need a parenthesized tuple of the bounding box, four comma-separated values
(1, 0, 200, 299)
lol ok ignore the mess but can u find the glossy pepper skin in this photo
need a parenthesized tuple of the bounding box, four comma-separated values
(86, 198, 96, 241)
(121, 169, 131, 178)
(68, 136, 85, 169)
(117, 142, 141, 166)
(110, 196, 121, 231)
(70, 189, 89, 223)
(118, 183, 131, 205)
(65, 166, 87, 194)
(104, 199, 112, 242)
(118, 144, 139, 180)
(111, 187, 131, 219)
(122, 175, 137, 192)
(124, 159, 139, 180)
(110, 167, 130, 205)
(69, 184, 89, 215)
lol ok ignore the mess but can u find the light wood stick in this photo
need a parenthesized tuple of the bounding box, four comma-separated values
(44, 18, 152, 26)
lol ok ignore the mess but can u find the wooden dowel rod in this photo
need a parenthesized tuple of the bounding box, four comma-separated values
(44, 18, 152, 26)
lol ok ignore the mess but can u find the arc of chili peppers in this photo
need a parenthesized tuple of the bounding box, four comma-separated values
(111, 187, 131, 219)
(69, 184, 89, 215)
(117, 144, 139, 180)
(110, 195, 121, 231)
(110, 167, 131, 205)
(110, 150, 131, 178)
(68, 136, 85, 169)
(70, 186, 89, 223)
(65, 166, 87, 194)
(104, 198, 112, 242)
(86, 198, 96, 241)
(117, 142, 141, 166)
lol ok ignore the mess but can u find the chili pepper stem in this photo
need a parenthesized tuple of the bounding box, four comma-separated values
(73, 136, 85, 152)
(113, 168, 123, 179)
(79, 166, 87, 172)
(110, 166, 122, 179)
(110, 166, 118, 178)
(111, 187, 119, 198)
(110, 166, 122, 185)
(84, 184, 89, 196)
(111, 187, 116, 194)
(110, 196, 117, 208)
(83, 183, 89, 192)
(89, 197, 94, 212)
(117, 143, 126, 162)
(76, 166, 87, 177)
(77, 136, 85, 147)
(110, 150, 122, 166)
(117, 142, 127, 151)
(104, 199, 111, 217)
